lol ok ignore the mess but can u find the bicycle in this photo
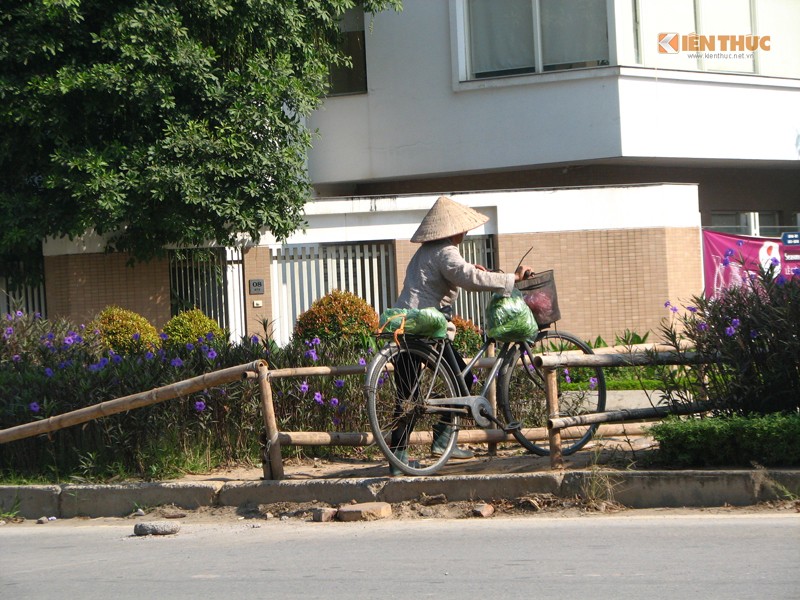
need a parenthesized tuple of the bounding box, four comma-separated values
(365, 273, 607, 477)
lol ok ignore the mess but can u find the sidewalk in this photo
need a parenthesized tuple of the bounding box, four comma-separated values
(2, 436, 799, 519)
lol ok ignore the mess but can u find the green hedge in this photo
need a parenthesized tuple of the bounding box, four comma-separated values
(650, 413, 800, 468)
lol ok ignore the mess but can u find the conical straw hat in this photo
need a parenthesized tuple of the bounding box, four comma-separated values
(411, 196, 489, 243)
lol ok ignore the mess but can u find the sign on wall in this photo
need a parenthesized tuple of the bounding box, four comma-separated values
(703, 230, 798, 298)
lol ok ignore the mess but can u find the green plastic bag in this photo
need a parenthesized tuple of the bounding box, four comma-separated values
(379, 307, 448, 339)
(485, 289, 539, 342)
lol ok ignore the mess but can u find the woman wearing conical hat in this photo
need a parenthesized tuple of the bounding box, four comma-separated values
(389, 196, 533, 475)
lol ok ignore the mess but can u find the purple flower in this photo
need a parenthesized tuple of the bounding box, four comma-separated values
(332, 417, 342, 426)
(250, 335, 259, 345)
(299, 381, 309, 394)
(358, 357, 366, 366)
(170, 357, 183, 367)
(334, 378, 345, 388)
(206, 348, 218, 360)
(159, 332, 169, 340)
(330, 397, 339, 406)
(145, 351, 154, 360)
(670, 306, 678, 313)
(186, 342, 195, 350)
(589, 377, 598, 390)
(770, 257, 780, 266)
(736, 240, 744, 247)
(304, 348, 318, 361)
(725, 326, 736, 337)
(132, 332, 141, 341)
(472, 374, 479, 384)
(724, 248, 734, 258)
(312, 337, 321, 346)
(44, 367, 54, 377)
(205, 332, 215, 341)
(112, 354, 122, 364)
(664, 300, 671, 308)
(731, 318, 740, 328)
(563, 368, 571, 384)
(722, 257, 730, 267)
(4, 326, 13, 338)
(194, 400, 206, 412)
(750, 330, 759, 339)
(29, 402, 40, 413)
(776, 274, 787, 286)
(793, 267, 800, 276)
(698, 322, 709, 331)
(15, 310, 23, 317)
(314, 391, 324, 405)
(687, 306, 697, 313)
(12, 354, 20, 362)
(63, 335, 74, 346)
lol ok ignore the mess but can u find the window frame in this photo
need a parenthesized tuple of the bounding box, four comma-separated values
(450, 0, 615, 89)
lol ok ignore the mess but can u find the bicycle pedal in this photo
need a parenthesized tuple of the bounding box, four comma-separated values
(504, 421, 522, 433)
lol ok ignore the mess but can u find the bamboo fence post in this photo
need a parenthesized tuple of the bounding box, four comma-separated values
(258, 362, 284, 480)
(544, 367, 563, 469)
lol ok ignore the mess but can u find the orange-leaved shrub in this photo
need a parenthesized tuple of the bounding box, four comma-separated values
(294, 290, 378, 342)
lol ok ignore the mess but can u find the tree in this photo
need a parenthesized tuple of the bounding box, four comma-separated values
(0, 0, 400, 282)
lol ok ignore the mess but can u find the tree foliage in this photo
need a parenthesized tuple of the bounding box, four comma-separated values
(0, 0, 400, 281)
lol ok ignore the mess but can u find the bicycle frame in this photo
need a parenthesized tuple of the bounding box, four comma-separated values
(417, 337, 520, 428)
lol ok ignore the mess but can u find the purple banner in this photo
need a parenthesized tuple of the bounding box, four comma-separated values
(702, 230, 794, 298)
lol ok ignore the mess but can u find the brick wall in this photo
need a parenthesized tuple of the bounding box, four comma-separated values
(43, 253, 171, 327)
(242, 246, 273, 338)
(392, 227, 702, 343)
(496, 227, 702, 343)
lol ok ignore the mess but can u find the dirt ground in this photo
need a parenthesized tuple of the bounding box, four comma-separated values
(152, 435, 798, 524)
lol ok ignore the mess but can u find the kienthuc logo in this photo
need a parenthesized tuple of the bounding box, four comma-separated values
(658, 33, 771, 54)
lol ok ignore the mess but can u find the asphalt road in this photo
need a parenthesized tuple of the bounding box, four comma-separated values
(2, 513, 798, 599)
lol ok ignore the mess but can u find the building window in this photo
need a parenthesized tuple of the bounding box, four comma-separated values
(636, 0, 800, 78)
(327, 9, 368, 96)
(708, 211, 787, 238)
(465, 0, 609, 80)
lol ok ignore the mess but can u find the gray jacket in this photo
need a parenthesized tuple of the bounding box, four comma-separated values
(395, 239, 515, 310)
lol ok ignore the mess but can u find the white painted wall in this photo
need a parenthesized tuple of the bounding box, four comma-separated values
(307, 0, 800, 186)
(259, 183, 700, 247)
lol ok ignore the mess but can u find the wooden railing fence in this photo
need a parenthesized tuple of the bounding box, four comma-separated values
(0, 344, 715, 480)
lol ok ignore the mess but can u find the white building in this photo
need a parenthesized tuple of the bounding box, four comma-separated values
(25, 0, 800, 346)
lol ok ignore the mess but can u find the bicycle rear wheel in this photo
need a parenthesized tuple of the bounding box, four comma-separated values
(497, 330, 606, 456)
(366, 338, 461, 476)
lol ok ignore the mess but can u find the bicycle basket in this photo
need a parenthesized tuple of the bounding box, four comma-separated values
(514, 270, 561, 328)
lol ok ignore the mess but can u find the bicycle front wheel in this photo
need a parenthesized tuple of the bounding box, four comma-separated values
(497, 330, 606, 456)
(366, 339, 461, 476)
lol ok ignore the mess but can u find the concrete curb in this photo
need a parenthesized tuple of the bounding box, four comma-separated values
(2, 470, 798, 519)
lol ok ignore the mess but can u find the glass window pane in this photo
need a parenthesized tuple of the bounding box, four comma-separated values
(755, 0, 800, 78)
(540, 0, 609, 70)
(698, 0, 753, 74)
(328, 9, 367, 96)
(468, 0, 536, 78)
(709, 212, 747, 234)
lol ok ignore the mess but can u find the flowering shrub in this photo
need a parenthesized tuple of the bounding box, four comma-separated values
(0, 310, 377, 481)
(293, 290, 378, 343)
(265, 335, 374, 436)
(661, 253, 800, 416)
